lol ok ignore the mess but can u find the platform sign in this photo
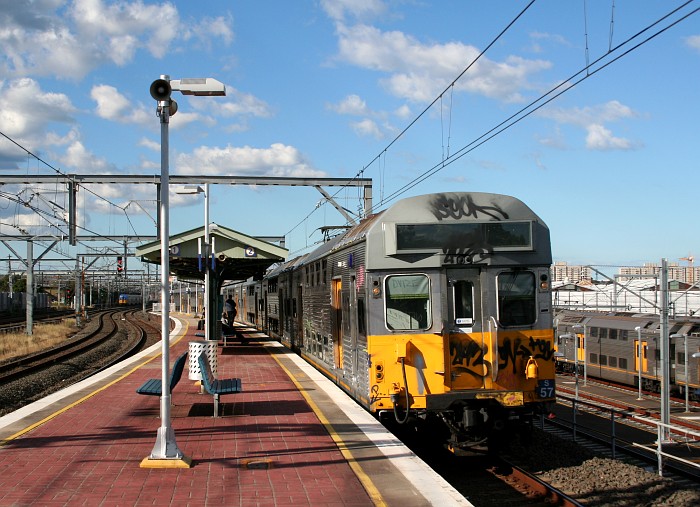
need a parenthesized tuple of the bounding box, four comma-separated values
(169, 245, 180, 256)
(245, 246, 257, 257)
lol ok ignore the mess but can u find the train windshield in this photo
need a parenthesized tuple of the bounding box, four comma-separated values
(385, 274, 431, 330)
(497, 271, 536, 326)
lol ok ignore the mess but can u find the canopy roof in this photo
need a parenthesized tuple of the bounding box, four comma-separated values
(136, 223, 288, 283)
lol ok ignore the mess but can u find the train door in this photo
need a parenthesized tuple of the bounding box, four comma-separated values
(296, 285, 303, 348)
(349, 274, 358, 374)
(576, 333, 585, 362)
(331, 278, 343, 369)
(634, 339, 648, 372)
(445, 268, 484, 390)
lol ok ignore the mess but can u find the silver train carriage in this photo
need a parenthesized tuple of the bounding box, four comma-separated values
(554, 309, 700, 399)
(228, 192, 556, 452)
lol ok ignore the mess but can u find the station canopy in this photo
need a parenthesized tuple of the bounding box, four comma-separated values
(136, 223, 288, 283)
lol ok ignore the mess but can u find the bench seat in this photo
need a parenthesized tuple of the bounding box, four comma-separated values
(136, 351, 188, 396)
(197, 352, 242, 417)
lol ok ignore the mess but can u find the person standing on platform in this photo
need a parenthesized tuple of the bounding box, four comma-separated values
(224, 297, 237, 327)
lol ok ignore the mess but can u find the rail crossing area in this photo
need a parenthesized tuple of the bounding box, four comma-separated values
(0, 315, 470, 507)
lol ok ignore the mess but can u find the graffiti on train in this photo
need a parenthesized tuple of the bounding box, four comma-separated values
(449, 334, 554, 377)
(498, 335, 555, 374)
(443, 246, 492, 265)
(430, 193, 509, 221)
(448, 335, 491, 379)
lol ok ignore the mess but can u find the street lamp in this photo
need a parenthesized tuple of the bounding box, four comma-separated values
(560, 333, 578, 401)
(176, 183, 211, 342)
(145, 75, 225, 467)
(572, 323, 587, 386)
(635, 326, 644, 400)
(670, 333, 690, 412)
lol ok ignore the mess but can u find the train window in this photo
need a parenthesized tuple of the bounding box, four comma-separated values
(396, 221, 533, 252)
(589, 327, 598, 338)
(600, 355, 608, 366)
(609, 329, 618, 340)
(453, 281, 474, 323)
(384, 274, 431, 331)
(590, 353, 598, 364)
(619, 358, 627, 370)
(609, 356, 617, 368)
(322, 260, 327, 284)
(599, 328, 608, 340)
(357, 298, 366, 335)
(620, 330, 628, 341)
(497, 271, 536, 327)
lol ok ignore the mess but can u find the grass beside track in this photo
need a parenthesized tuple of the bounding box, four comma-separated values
(0, 320, 77, 361)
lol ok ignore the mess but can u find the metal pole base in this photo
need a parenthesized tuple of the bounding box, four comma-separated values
(141, 426, 191, 468)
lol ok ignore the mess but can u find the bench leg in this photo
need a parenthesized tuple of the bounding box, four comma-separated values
(213, 393, 220, 418)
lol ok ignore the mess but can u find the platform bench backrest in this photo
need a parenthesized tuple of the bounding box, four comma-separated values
(136, 351, 188, 396)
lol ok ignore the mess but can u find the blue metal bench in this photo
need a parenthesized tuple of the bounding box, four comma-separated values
(136, 352, 188, 396)
(197, 352, 242, 417)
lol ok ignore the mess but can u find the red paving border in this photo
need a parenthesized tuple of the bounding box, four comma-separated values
(0, 319, 375, 506)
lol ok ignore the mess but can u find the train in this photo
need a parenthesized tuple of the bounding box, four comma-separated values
(226, 192, 557, 452)
(554, 309, 700, 399)
(118, 293, 143, 305)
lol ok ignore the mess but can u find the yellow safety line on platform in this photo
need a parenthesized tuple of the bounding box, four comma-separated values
(0, 320, 190, 447)
(270, 352, 387, 507)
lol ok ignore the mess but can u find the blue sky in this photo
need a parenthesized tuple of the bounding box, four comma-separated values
(1, 0, 699, 277)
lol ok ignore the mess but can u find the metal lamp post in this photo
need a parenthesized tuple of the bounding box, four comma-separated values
(176, 184, 211, 341)
(670, 333, 689, 412)
(145, 75, 225, 467)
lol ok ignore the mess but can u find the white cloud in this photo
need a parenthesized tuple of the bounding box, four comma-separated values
(70, 0, 180, 59)
(328, 94, 369, 115)
(0, 0, 233, 80)
(218, 89, 272, 118)
(0, 78, 76, 138)
(350, 118, 382, 139)
(585, 124, 632, 151)
(320, 0, 386, 22)
(91, 84, 150, 124)
(138, 137, 160, 151)
(538, 100, 639, 151)
(685, 35, 700, 53)
(59, 140, 117, 173)
(175, 143, 326, 177)
(334, 23, 551, 104)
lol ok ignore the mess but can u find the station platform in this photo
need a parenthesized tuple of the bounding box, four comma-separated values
(0, 316, 470, 506)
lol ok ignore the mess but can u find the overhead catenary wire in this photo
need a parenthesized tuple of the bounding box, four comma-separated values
(285, 1, 699, 249)
(282, 0, 538, 247)
(374, 0, 700, 210)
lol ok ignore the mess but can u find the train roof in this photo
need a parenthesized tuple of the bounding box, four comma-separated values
(294, 191, 551, 271)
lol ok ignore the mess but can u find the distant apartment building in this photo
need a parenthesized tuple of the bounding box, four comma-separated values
(551, 262, 591, 283)
(619, 262, 698, 285)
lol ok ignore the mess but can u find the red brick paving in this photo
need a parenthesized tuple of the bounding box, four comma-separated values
(0, 321, 373, 506)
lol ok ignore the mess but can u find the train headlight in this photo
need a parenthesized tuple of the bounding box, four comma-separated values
(372, 278, 382, 298)
(539, 274, 549, 291)
(375, 362, 384, 381)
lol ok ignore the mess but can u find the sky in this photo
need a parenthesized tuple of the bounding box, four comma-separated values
(0, 0, 699, 279)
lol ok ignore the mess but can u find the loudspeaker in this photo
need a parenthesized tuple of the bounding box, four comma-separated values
(149, 79, 171, 101)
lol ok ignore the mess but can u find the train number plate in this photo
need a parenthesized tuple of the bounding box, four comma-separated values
(537, 379, 555, 399)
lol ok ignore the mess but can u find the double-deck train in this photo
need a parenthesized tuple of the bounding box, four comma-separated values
(554, 309, 700, 399)
(118, 293, 143, 305)
(226, 192, 557, 452)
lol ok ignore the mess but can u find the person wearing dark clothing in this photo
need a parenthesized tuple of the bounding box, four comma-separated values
(223, 297, 237, 326)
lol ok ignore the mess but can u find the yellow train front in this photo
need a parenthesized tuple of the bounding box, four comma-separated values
(236, 191, 556, 453)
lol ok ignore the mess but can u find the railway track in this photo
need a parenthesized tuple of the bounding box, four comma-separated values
(0, 309, 162, 417)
